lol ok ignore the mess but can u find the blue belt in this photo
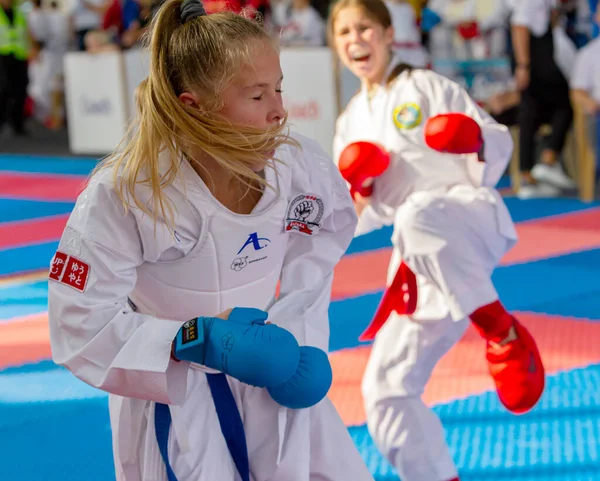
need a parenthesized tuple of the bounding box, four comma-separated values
(154, 373, 250, 481)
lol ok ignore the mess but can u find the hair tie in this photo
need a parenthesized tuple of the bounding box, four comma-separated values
(181, 0, 206, 23)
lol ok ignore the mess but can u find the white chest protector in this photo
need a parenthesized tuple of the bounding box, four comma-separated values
(129, 160, 308, 322)
(114, 156, 327, 479)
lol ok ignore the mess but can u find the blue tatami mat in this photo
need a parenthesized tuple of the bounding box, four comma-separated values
(0, 155, 99, 176)
(350, 364, 600, 481)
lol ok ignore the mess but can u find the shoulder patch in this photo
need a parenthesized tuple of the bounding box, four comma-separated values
(49, 252, 91, 292)
(393, 103, 422, 130)
(285, 193, 324, 236)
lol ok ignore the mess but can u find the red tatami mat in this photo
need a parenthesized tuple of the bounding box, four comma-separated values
(329, 312, 600, 426)
(0, 314, 52, 367)
(0, 173, 87, 202)
(0, 214, 69, 250)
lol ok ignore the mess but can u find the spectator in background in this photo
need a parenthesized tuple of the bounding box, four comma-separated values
(202, 0, 241, 13)
(428, 0, 511, 60)
(196, 0, 269, 21)
(38, 1, 70, 129)
(71, 0, 110, 50)
(249, 0, 271, 21)
(510, 0, 577, 198)
(121, 0, 153, 48)
(386, 0, 429, 67)
(570, 2, 599, 187)
(27, 0, 47, 59)
(28, 0, 67, 128)
(0, 0, 30, 137)
(26, 0, 48, 122)
(102, 0, 125, 40)
(271, 0, 325, 46)
(84, 28, 120, 51)
(485, 7, 577, 145)
(561, 0, 594, 47)
(570, 4, 600, 115)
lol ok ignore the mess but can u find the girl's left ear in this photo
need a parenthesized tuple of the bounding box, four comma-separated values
(179, 92, 200, 107)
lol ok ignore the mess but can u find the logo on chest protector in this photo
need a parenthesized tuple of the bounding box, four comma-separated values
(285, 194, 324, 236)
(237, 232, 271, 255)
(231, 232, 270, 271)
(231, 257, 248, 271)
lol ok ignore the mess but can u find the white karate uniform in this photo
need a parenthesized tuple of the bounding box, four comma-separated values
(28, 7, 48, 43)
(30, 9, 70, 117)
(333, 65, 517, 481)
(40, 9, 70, 91)
(27, 7, 49, 120)
(47, 133, 374, 481)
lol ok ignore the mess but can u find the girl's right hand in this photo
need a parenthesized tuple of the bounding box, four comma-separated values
(174, 308, 300, 387)
(215, 308, 233, 320)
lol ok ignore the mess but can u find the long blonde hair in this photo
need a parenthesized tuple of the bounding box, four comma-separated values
(95, 0, 293, 228)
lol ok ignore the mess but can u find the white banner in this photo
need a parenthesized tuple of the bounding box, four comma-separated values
(123, 48, 151, 125)
(280, 48, 337, 157)
(63, 51, 129, 155)
(65, 48, 339, 157)
(339, 64, 361, 111)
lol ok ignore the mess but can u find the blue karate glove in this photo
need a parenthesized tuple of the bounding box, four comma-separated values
(174, 307, 300, 388)
(267, 346, 333, 409)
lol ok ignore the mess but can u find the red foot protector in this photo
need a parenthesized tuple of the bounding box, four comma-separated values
(359, 262, 418, 341)
(485, 319, 546, 414)
(338, 142, 390, 198)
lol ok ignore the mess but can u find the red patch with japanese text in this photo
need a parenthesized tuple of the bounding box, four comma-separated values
(49, 251, 91, 292)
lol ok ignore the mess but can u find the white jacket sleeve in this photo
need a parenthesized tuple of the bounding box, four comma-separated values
(48, 175, 189, 405)
(267, 135, 358, 352)
(426, 70, 514, 187)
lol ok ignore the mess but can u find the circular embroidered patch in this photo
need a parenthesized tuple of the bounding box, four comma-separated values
(393, 103, 422, 130)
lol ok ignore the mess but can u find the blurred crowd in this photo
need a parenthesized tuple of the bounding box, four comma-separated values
(0, 0, 599, 197)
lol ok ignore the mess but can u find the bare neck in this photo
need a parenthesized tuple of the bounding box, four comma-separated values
(186, 149, 263, 215)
